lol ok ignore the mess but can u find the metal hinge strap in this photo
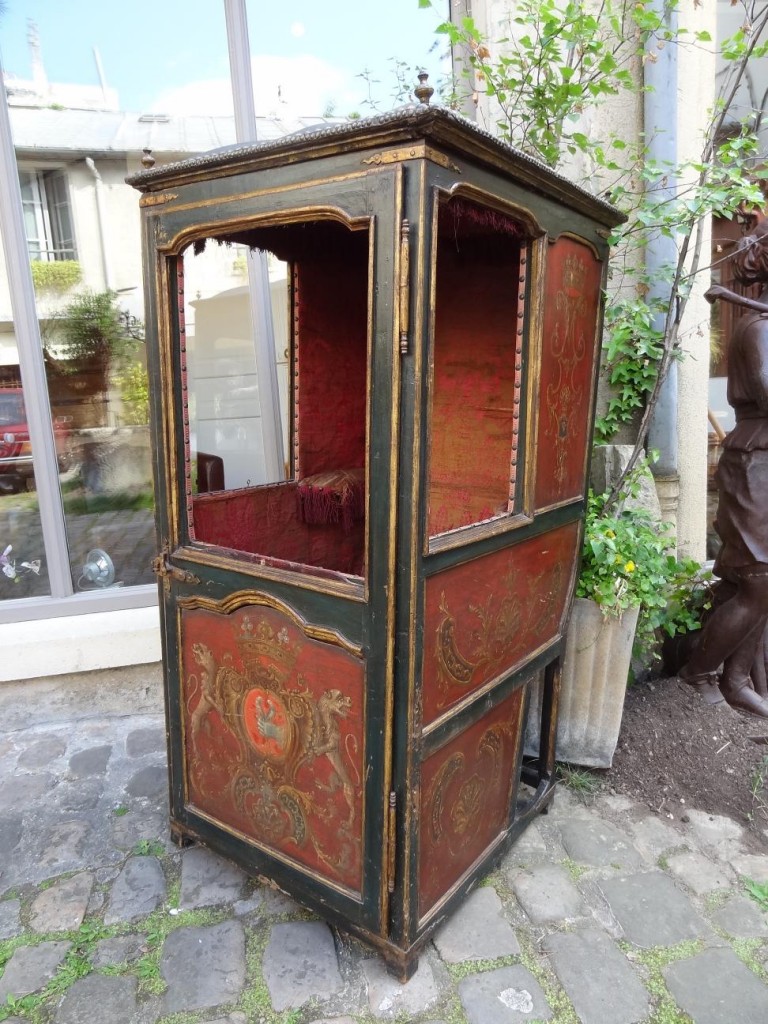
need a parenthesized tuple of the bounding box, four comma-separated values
(399, 219, 410, 355)
(151, 546, 200, 593)
(386, 791, 397, 894)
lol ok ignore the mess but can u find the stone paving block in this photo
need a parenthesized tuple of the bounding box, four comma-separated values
(125, 764, 167, 800)
(92, 935, 148, 968)
(0, 815, 22, 856)
(54, 974, 138, 1024)
(362, 957, 439, 1020)
(732, 853, 768, 884)
(599, 871, 708, 947)
(666, 850, 734, 894)
(596, 793, 635, 814)
(543, 927, 649, 1024)
(307, 1018, 358, 1024)
(712, 895, 768, 938)
(263, 921, 341, 1011)
(512, 864, 586, 924)
(559, 817, 643, 870)
(198, 1015, 248, 1024)
(126, 726, 166, 757)
(260, 886, 303, 916)
(434, 887, 520, 962)
(458, 964, 552, 1024)
(0, 899, 22, 939)
(17, 736, 66, 769)
(110, 809, 166, 851)
(503, 821, 549, 867)
(38, 821, 91, 876)
(180, 846, 246, 908)
(629, 815, 684, 860)
(53, 780, 103, 812)
(0, 773, 55, 811)
(68, 745, 112, 777)
(0, 940, 72, 1001)
(30, 872, 93, 933)
(663, 946, 768, 1024)
(684, 809, 745, 850)
(161, 920, 246, 1013)
(233, 893, 263, 916)
(105, 856, 166, 924)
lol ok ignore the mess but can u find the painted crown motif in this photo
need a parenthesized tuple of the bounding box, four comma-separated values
(237, 615, 297, 677)
(563, 254, 587, 293)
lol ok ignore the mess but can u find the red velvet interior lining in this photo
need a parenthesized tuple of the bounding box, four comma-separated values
(193, 482, 365, 577)
(294, 231, 368, 478)
(428, 219, 521, 536)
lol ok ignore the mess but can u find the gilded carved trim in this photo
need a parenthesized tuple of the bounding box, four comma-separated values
(177, 590, 364, 659)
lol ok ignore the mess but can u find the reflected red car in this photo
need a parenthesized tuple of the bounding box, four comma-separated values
(0, 387, 72, 491)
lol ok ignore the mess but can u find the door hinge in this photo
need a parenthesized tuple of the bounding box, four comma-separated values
(386, 791, 397, 894)
(152, 546, 200, 594)
(398, 219, 410, 356)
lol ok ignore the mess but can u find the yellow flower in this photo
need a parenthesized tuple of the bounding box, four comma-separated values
(624, 560, 636, 573)
(605, 529, 615, 539)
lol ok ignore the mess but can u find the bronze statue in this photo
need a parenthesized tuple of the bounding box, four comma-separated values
(680, 214, 768, 718)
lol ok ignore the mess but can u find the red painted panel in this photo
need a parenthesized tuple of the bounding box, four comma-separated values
(427, 204, 523, 536)
(418, 687, 524, 917)
(422, 523, 579, 725)
(534, 237, 603, 510)
(180, 603, 365, 892)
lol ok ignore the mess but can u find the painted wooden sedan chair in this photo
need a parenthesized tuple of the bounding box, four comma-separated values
(129, 95, 622, 979)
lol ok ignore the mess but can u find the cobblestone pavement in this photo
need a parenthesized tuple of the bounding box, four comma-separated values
(1, 709, 768, 1024)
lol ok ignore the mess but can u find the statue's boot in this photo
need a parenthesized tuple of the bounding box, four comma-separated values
(678, 666, 725, 705)
(720, 679, 768, 718)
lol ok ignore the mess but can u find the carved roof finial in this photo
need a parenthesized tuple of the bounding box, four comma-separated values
(141, 148, 155, 169)
(414, 72, 434, 107)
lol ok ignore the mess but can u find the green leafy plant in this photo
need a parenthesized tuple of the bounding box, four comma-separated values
(30, 258, 82, 295)
(576, 466, 712, 655)
(113, 360, 150, 425)
(744, 875, 768, 909)
(47, 290, 140, 373)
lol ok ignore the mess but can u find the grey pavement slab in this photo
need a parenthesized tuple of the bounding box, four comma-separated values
(599, 871, 708, 946)
(502, 821, 551, 867)
(558, 817, 643, 870)
(17, 735, 67, 769)
(92, 935, 148, 968)
(666, 850, 734, 894)
(731, 853, 768, 883)
(126, 726, 166, 757)
(543, 927, 649, 1024)
(198, 1016, 248, 1024)
(629, 815, 684, 860)
(179, 846, 246, 909)
(263, 921, 342, 1011)
(684, 809, 745, 850)
(434, 887, 520, 962)
(458, 964, 552, 1024)
(0, 941, 72, 1001)
(109, 808, 166, 851)
(52, 779, 104, 812)
(362, 957, 439, 1020)
(0, 773, 55, 811)
(36, 820, 92, 879)
(664, 946, 768, 1024)
(29, 872, 93, 933)
(0, 815, 22, 857)
(54, 974, 139, 1024)
(68, 744, 112, 777)
(104, 855, 166, 924)
(307, 1019, 359, 1024)
(161, 920, 246, 1013)
(125, 763, 167, 800)
(511, 864, 586, 924)
(0, 899, 22, 939)
(712, 895, 768, 938)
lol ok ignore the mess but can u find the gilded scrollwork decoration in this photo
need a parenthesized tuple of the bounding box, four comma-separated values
(183, 609, 362, 886)
(546, 253, 588, 487)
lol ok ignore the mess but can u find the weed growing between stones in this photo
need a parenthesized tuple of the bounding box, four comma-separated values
(744, 877, 768, 911)
(561, 858, 589, 882)
(628, 939, 702, 1024)
(555, 764, 601, 802)
(704, 889, 730, 912)
(444, 952, 519, 982)
(731, 938, 768, 982)
(131, 839, 166, 858)
(748, 755, 768, 823)
(516, 932, 580, 1024)
(112, 805, 129, 817)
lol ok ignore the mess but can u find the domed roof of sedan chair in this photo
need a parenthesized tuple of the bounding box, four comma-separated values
(126, 103, 625, 229)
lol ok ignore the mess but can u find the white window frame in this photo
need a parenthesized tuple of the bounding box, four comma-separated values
(18, 167, 77, 261)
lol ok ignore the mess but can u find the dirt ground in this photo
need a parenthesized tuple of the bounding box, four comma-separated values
(605, 674, 768, 836)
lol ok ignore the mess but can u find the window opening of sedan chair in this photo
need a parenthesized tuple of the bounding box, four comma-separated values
(427, 194, 529, 538)
(178, 216, 370, 580)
